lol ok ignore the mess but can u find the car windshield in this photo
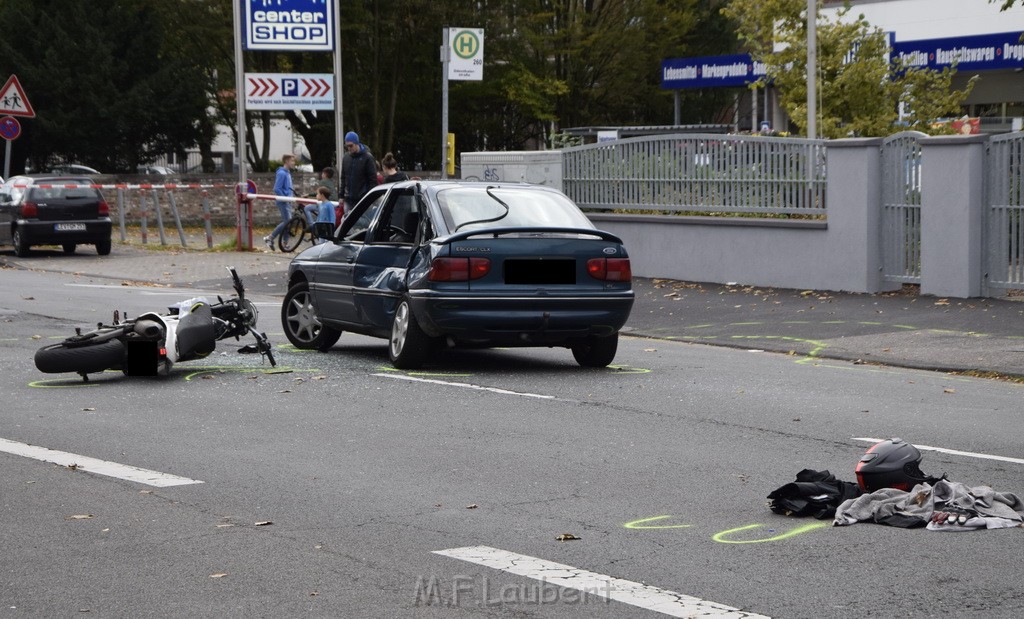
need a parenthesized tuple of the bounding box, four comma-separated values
(437, 187, 593, 233)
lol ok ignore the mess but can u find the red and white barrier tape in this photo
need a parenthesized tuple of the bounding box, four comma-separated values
(6, 182, 234, 190)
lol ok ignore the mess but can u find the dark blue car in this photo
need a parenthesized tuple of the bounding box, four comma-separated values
(281, 181, 634, 368)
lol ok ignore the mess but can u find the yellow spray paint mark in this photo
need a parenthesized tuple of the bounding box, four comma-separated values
(728, 335, 829, 358)
(29, 378, 102, 389)
(182, 366, 314, 381)
(607, 365, 652, 374)
(712, 522, 828, 544)
(623, 516, 692, 529)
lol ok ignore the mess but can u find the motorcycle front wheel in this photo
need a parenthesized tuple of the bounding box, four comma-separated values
(34, 339, 126, 375)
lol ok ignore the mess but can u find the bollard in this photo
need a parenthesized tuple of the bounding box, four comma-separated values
(167, 190, 188, 248)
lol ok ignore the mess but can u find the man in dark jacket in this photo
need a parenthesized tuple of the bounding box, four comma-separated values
(339, 131, 378, 215)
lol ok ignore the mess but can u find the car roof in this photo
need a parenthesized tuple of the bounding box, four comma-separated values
(9, 175, 96, 185)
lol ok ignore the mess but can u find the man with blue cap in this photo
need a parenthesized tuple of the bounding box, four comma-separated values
(339, 131, 378, 215)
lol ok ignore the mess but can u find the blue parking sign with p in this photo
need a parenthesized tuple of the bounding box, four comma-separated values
(282, 79, 299, 97)
(242, 0, 334, 51)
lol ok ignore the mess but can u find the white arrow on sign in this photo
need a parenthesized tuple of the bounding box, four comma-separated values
(245, 73, 334, 111)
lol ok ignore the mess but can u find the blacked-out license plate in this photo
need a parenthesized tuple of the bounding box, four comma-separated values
(54, 223, 86, 232)
(504, 259, 576, 285)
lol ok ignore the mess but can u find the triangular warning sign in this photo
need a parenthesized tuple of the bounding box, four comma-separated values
(0, 75, 35, 118)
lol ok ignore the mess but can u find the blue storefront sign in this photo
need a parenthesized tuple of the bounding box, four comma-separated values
(663, 31, 1024, 90)
(242, 0, 334, 51)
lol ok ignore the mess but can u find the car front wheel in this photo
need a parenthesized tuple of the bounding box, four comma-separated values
(281, 281, 341, 351)
(571, 333, 619, 367)
(389, 298, 432, 369)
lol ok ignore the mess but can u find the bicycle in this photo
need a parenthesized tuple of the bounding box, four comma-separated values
(278, 201, 315, 253)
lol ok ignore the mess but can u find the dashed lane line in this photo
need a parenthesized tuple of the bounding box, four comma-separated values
(853, 437, 1024, 465)
(433, 546, 770, 618)
(0, 437, 204, 487)
(372, 373, 555, 399)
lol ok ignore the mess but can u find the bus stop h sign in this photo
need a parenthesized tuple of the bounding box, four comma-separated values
(242, 0, 334, 51)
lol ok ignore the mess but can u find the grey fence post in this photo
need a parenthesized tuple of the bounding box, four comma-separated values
(139, 191, 149, 245)
(151, 189, 167, 246)
(167, 190, 188, 248)
(824, 138, 898, 293)
(919, 134, 988, 298)
(117, 187, 127, 242)
(201, 190, 214, 249)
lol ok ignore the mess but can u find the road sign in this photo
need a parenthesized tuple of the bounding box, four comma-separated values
(448, 28, 484, 81)
(244, 73, 334, 110)
(241, 0, 334, 51)
(0, 116, 21, 141)
(0, 75, 35, 118)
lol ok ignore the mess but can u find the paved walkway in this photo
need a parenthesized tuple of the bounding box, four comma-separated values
(4, 234, 1023, 378)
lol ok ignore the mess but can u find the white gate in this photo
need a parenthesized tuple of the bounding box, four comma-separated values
(881, 131, 926, 283)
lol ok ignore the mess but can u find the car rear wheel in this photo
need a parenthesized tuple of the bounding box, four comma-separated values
(96, 238, 111, 256)
(281, 281, 341, 351)
(12, 228, 29, 257)
(389, 298, 432, 369)
(62, 243, 76, 255)
(571, 333, 619, 367)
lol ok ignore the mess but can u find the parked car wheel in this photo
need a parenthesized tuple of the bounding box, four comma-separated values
(12, 228, 29, 257)
(389, 298, 432, 369)
(281, 281, 341, 351)
(96, 238, 111, 256)
(571, 333, 618, 368)
(62, 243, 76, 255)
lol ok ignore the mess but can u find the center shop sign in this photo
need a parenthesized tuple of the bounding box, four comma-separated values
(242, 0, 334, 51)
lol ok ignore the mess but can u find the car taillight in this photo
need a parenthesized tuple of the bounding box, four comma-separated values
(20, 202, 38, 218)
(98, 200, 109, 216)
(428, 257, 491, 281)
(587, 258, 632, 282)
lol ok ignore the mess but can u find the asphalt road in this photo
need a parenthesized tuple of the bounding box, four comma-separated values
(2, 269, 1023, 618)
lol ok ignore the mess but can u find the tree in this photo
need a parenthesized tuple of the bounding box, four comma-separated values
(0, 0, 210, 173)
(721, 0, 975, 138)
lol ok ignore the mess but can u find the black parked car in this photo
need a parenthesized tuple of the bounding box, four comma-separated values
(0, 175, 113, 256)
(281, 180, 634, 369)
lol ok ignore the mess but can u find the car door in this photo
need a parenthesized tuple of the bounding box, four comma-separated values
(312, 188, 388, 327)
(351, 187, 421, 331)
(0, 179, 18, 244)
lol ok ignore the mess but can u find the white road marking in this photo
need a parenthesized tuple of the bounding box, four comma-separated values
(433, 546, 769, 618)
(853, 437, 1024, 465)
(0, 438, 204, 487)
(373, 373, 554, 399)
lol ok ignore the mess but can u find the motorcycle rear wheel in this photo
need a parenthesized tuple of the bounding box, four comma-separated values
(34, 339, 126, 375)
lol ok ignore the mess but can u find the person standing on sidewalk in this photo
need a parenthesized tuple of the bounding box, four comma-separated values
(339, 132, 377, 215)
(265, 153, 296, 251)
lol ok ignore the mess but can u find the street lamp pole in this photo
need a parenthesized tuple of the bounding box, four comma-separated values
(807, 0, 817, 139)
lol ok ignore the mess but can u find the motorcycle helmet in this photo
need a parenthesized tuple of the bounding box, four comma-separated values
(855, 438, 942, 492)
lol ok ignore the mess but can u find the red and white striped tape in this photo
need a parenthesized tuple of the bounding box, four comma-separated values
(6, 182, 235, 190)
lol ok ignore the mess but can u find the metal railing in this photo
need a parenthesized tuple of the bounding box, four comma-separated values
(561, 134, 827, 216)
(881, 131, 926, 283)
(986, 133, 1024, 290)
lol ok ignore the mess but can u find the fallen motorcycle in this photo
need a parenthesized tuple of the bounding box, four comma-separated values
(34, 267, 275, 380)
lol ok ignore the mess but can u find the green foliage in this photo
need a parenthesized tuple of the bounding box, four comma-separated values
(0, 0, 209, 173)
(721, 0, 976, 138)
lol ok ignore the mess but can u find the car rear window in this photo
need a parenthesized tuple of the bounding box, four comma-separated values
(437, 187, 593, 233)
(28, 186, 101, 201)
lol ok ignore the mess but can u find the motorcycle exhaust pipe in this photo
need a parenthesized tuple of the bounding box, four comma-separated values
(134, 319, 164, 338)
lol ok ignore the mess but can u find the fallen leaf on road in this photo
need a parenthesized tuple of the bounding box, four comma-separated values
(643, 348, 657, 352)
(312, 375, 327, 380)
(934, 299, 950, 306)
(278, 389, 291, 393)
(67, 463, 80, 471)
(215, 524, 235, 528)
(31, 334, 42, 340)
(555, 533, 580, 541)
(943, 388, 956, 394)
(209, 573, 228, 579)
(67, 514, 94, 520)
(22, 296, 34, 300)
(82, 407, 95, 411)
(254, 521, 273, 526)
(466, 504, 478, 509)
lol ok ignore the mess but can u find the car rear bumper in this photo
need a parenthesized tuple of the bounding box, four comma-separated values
(17, 219, 112, 244)
(408, 291, 634, 343)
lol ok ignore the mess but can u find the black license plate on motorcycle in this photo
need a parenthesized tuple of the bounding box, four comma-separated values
(125, 340, 159, 376)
